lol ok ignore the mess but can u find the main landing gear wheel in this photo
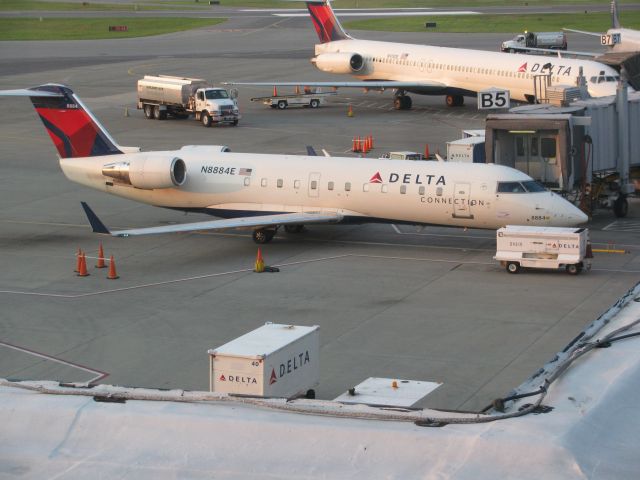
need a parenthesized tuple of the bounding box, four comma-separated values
(506, 262, 520, 274)
(284, 225, 305, 234)
(445, 95, 464, 107)
(393, 95, 412, 110)
(252, 228, 276, 244)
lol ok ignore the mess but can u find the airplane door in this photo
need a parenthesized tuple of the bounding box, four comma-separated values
(453, 182, 474, 219)
(308, 172, 321, 198)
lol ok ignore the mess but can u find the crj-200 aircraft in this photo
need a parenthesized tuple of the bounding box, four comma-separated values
(228, 0, 630, 108)
(2, 84, 587, 243)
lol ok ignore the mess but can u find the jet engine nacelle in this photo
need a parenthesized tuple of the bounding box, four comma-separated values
(311, 52, 364, 74)
(102, 156, 186, 190)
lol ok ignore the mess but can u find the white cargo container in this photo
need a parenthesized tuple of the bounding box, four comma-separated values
(446, 136, 486, 163)
(208, 323, 319, 398)
(495, 226, 591, 275)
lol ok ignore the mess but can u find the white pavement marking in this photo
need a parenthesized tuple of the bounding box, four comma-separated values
(0, 341, 108, 385)
(602, 220, 640, 233)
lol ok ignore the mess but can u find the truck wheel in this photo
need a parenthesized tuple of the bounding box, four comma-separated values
(566, 264, 581, 275)
(201, 112, 212, 128)
(613, 195, 628, 218)
(506, 262, 520, 274)
(153, 105, 162, 120)
(309, 99, 320, 108)
(277, 100, 287, 110)
(143, 104, 154, 119)
(232, 119, 239, 126)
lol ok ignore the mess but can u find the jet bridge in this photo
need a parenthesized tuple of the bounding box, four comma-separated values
(485, 89, 640, 217)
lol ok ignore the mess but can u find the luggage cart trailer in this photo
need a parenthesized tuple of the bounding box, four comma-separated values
(495, 226, 592, 275)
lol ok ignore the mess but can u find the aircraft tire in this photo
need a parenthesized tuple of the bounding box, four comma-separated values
(252, 228, 275, 244)
(506, 262, 520, 274)
(201, 112, 212, 128)
(394, 96, 403, 110)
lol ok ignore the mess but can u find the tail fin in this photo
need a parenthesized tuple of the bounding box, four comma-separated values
(306, 0, 351, 43)
(611, 0, 621, 29)
(27, 84, 122, 159)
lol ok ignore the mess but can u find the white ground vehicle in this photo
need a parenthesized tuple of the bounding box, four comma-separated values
(250, 89, 336, 109)
(501, 32, 567, 53)
(137, 75, 239, 127)
(495, 226, 591, 275)
(380, 151, 425, 161)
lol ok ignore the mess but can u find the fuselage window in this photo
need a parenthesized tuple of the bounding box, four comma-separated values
(363, 184, 370, 192)
(328, 181, 334, 191)
(497, 181, 527, 193)
(244, 177, 250, 186)
(436, 187, 443, 196)
(381, 184, 388, 193)
(310, 180, 318, 190)
(294, 180, 301, 189)
(277, 178, 283, 188)
(418, 186, 425, 195)
(261, 178, 267, 187)
(345, 182, 351, 192)
(400, 185, 407, 194)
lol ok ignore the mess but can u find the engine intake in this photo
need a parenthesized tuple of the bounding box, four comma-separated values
(312, 52, 364, 74)
(102, 156, 186, 190)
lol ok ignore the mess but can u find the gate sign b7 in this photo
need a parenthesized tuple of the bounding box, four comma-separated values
(477, 88, 510, 110)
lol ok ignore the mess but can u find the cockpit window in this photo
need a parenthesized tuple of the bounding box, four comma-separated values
(522, 180, 547, 192)
(497, 181, 527, 193)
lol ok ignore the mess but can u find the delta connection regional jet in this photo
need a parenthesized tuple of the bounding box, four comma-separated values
(1, 84, 586, 243)
(227, 0, 630, 108)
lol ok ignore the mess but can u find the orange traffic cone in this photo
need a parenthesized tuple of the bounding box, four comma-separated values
(77, 253, 90, 277)
(107, 255, 119, 280)
(75, 248, 82, 273)
(254, 248, 265, 273)
(352, 136, 357, 152)
(273, 85, 278, 97)
(95, 242, 106, 268)
(369, 134, 374, 149)
(347, 103, 354, 117)
(424, 144, 430, 159)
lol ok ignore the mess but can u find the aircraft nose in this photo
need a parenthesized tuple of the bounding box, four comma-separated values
(551, 195, 588, 226)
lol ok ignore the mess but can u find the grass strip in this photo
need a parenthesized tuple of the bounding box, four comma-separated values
(344, 11, 640, 33)
(0, 17, 226, 40)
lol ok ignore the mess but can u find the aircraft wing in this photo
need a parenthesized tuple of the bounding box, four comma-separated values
(81, 202, 343, 237)
(223, 80, 447, 91)
(563, 28, 602, 37)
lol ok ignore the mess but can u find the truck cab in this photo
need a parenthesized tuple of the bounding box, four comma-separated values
(194, 88, 239, 126)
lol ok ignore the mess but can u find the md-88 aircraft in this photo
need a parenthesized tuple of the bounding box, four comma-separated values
(229, 0, 631, 108)
(2, 84, 586, 243)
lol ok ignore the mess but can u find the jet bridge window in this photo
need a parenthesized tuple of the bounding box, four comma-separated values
(497, 182, 527, 193)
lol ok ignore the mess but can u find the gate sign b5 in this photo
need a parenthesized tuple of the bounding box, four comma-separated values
(478, 88, 510, 110)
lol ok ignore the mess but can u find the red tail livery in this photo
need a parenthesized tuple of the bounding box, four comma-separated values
(28, 84, 121, 159)
(306, 1, 350, 43)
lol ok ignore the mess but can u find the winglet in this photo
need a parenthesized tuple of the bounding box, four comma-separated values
(81, 202, 111, 235)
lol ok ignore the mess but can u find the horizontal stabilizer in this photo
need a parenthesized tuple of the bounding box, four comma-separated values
(0, 88, 62, 97)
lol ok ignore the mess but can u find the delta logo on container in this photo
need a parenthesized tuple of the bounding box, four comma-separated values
(269, 350, 312, 385)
